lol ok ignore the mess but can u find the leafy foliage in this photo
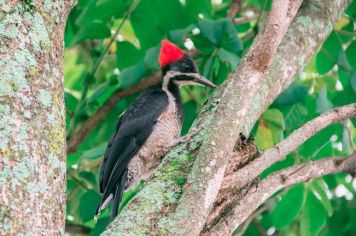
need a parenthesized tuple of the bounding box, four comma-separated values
(64, 0, 356, 235)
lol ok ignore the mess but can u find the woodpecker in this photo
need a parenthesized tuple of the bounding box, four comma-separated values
(96, 39, 217, 222)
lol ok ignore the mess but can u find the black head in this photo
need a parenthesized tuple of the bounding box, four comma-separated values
(162, 54, 197, 75)
(159, 40, 217, 89)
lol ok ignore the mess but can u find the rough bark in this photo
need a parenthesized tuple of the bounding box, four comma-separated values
(104, 0, 351, 235)
(0, 1, 70, 234)
(168, 1, 302, 234)
(205, 103, 356, 231)
(222, 103, 356, 191)
(206, 0, 352, 226)
(204, 153, 356, 235)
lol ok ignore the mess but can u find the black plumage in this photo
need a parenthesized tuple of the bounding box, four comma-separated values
(97, 86, 171, 221)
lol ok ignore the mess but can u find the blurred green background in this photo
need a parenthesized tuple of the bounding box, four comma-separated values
(64, 0, 356, 235)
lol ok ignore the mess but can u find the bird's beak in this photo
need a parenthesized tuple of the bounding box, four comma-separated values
(192, 74, 218, 89)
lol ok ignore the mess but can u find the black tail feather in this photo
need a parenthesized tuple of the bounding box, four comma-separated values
(109, 168, 128, 223)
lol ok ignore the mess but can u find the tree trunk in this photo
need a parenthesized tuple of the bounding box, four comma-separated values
(0, 1, 70, 234)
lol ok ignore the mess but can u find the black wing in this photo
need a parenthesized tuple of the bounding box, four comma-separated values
(99, 85, 168, 197)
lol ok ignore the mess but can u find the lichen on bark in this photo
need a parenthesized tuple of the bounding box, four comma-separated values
(0, 0, 70, 234)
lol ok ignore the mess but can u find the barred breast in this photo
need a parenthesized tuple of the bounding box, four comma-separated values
(126, 103, 182, 189)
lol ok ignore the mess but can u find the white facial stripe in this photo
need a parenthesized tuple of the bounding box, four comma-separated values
(165, 71, 202, 80)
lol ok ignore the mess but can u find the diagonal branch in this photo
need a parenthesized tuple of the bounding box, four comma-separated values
(206, 0, 352, 226)
(203, 153, 356, 235)
(222, 103, 356, 191)
(168, 1, 302, 234)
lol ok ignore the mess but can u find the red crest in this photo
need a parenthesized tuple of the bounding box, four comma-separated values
(159, 39, 184, 68)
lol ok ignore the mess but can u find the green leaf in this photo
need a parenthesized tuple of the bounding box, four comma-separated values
(218, 48, 240, 69)
(262, 109, 285, 129)
(65, 91, 78, 113)
(72, 22, 111, 44)
(310, 179, 333, 217)
(90, 217, 110, 236)
(316, 32, 342, 74)
(327, 206, 350, 236)
(67, 153, 80, 168)
(283, 103, 308, 133)
(184, 0, 211, 22)
(117, 41, 143, 69)
(117, 61, 147, 89)
(345, 38, 356, 70)
(316, 87, 333, 114)
(300, 191, 327, 236)
(76, 0, 127, 25)
(254, 108, 285, 150)
(272, 184, 305, 229)
(254, 122, 274, 150)
(88, 82, 117, 108)
(131, 0, 189, 49)
(333, 87, 356, 107)
(79, 171, 97, 187)
(346, 0, 356, 17)
(261, 154, 295, 179)
(144, 46, 160, 70)
(275, 83, 307, 105)
(79, 190, 101, 222)
(197, 18, 243, 53)
(342, 122, 352, 154)
(168, 24, 195, 45)
(299, 124, 341, 159)
(82, 142, 107, 159)
(350, 72, 356, 92)
(181, 101, 197, 135)
(259, 109, 285, 144)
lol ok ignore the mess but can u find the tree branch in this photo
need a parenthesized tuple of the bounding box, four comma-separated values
(0, 1, 70, 233)
(234, 199, 273, 236)
(168, 1, 302, 234)
(203, 153, 356, 235)
(222, 103, 356, 191)
(206, 0, 352, 226)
